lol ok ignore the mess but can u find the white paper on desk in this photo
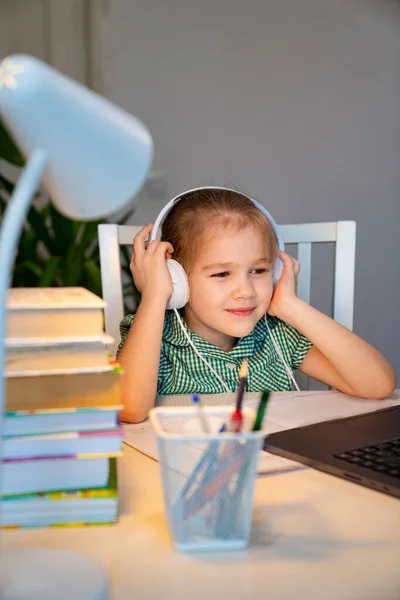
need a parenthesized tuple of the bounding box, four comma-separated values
(122, 417, 302, 475)
(248, 390, 400, 429)
(123, 421, 158, 461)
(123, 389, 400, 475)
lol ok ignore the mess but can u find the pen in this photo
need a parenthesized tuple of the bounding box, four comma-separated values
(184, 442, 253, 518)
(192, 393, 210, 434)
(228, 358, 248, 433)
(252, 390, 271, 431)
(177, 421, 227, 507)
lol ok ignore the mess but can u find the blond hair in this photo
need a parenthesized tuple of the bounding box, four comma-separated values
(161, 188, 278, 274)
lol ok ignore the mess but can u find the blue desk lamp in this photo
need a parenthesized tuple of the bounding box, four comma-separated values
(0, 55, 152, 599)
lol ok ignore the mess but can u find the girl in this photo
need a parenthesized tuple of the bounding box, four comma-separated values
(117, 187, 395, 423)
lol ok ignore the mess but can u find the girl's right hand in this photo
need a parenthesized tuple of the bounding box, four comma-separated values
(130, 224, 174, 303)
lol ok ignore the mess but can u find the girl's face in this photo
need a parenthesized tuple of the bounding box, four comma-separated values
(184, 224, 274, 352)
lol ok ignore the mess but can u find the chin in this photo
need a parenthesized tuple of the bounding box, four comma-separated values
(221, 321, 258, 338)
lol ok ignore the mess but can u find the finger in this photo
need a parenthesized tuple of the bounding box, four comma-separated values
(153, 241, 174, 257)
(144, 239, 160, 255)
(277, 250, 292, 262)
(132, 240, 150, 263)
(277, 250, 295, 271)
(133, 223, 152, 244)
(278, 251, 299, 270)
(143, 240, 174, 256)
(133, 224, 153, 256)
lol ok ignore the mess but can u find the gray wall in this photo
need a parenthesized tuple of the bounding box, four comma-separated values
(109, 0, 400, 380)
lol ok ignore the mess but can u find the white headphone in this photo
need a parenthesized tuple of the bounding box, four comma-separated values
(149, 186, 285, 310)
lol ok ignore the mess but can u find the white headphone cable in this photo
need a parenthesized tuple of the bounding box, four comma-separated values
(264, 314, 301, 392)
(173, 309, 232, 394)
(173, 309, 301, 395)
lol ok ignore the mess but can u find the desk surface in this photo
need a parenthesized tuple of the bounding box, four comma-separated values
(4, 441, 400, 599)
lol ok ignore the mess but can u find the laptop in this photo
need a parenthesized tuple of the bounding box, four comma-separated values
(264, 405, 400, 498)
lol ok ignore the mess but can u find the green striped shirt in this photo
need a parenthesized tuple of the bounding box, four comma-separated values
(118, 311, 312, 395)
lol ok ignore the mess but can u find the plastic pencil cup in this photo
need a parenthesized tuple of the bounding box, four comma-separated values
(149, 406, 267, 552)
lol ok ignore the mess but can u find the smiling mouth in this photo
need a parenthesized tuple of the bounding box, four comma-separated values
(225, 308, 256, 317)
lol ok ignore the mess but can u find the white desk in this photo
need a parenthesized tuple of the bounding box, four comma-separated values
(4, 393, 400, 600)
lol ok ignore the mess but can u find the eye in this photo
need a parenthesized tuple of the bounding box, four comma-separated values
(211, 272, 230, 278)
(251, 268, 267, 275)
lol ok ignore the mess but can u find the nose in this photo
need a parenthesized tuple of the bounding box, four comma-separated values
(232, 275, 256, 300)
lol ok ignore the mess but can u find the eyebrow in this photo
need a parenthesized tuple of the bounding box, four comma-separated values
(202, 258, 271, 271)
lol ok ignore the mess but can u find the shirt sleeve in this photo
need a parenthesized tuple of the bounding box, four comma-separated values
(116, 313, 136, 357)
(157, 349, 169, 393)
(117, 313, 168, 392)
(289, 326, 313, 369)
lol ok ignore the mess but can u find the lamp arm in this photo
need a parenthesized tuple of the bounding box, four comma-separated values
(0, 148, 111, 599)
(0, 149, 47, 420)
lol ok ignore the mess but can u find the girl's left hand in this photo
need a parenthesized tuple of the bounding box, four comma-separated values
(268, 251, 301, 322)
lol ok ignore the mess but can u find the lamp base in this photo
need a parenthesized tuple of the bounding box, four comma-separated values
(0, 548, 109, 599)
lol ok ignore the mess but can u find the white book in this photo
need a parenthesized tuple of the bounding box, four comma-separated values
(3, 498, 116, 514)
(1, 456, 110, 496)
(0, 504, 118, 527)
(5, 334, 113, 375)
(3, 428, 123, 460)
(4, 406, 122, 438)
(7, 287, 106, 339)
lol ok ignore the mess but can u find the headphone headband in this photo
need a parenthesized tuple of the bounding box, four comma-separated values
(149, 186, 284, 251)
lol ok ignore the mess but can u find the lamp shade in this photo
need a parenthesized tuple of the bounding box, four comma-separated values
(0, 54, 153, 220)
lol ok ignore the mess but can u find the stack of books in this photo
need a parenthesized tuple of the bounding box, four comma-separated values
(2, 287, 123, 529)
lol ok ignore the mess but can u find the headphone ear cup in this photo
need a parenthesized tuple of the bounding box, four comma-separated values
(272, 255, 284, 288)
(166, 259, 190, 310)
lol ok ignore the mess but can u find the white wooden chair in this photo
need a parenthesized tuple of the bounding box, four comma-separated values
(98, 222, 356, 360)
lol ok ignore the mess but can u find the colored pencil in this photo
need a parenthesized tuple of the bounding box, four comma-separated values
(227, 359, 248, 433)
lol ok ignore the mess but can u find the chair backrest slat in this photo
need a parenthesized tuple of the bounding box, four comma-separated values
(296, 242, 312, 306)
(333, 221, 356, 331)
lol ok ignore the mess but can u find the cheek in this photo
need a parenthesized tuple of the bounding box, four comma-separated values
(256, 278, 274, 302)
(188, 277, 225, 308)
(188, 277, 204, 306)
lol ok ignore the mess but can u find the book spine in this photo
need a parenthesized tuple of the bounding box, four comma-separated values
(5, 405, 123, 417)
(2, 489, 117, 501)
(2, 521, 116, 530)
(78, 428, 122, 438)
(3, 450, 123, 462)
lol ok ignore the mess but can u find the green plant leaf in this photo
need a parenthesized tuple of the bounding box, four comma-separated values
(79, 220, 104, 256)
(0, 173, 15, 195)
(0, 195, 6, 219)
(39, 256, 61, 286)
(27, 204, 57, 254)
(0, 119, 25, 166)
(49, 205, 75, 251)
(20, 261, 43, 279)
(13, 264, 37, 287)
(62, 246, 84, 286)
(71, 220, 83, 241)
(18, 229, 39, 261)
(83, 259, 102, 296)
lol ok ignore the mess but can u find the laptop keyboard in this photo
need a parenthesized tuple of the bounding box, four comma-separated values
(334, 438, 400, 478)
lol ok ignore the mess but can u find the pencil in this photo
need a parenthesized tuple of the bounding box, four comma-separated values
(227, 358, 249, 433)
(252, 391, 271, 431)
